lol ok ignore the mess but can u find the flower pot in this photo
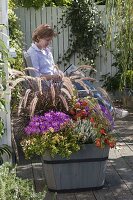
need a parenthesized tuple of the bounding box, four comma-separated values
(122, 88, 133, 108)
(42, 144, 109, 193)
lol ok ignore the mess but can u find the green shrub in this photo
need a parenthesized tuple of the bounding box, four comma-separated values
(10, 0, 72, 9)
(58, 0, 105, 66)
(8, 0, 24, 71)
(0, 163, 46, 200)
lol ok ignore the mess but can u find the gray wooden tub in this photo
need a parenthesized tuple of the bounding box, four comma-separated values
(42, 144, 109, 193)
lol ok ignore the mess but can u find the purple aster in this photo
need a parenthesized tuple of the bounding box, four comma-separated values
(100, 105, 114, 129)
(24, 111, 71, 135)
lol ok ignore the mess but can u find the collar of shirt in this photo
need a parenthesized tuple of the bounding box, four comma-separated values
(31, 43, 50, 55)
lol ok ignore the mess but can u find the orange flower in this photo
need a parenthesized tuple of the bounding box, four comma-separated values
(104, 138, 109, 145)
(74, 102, 81, 109)
(95, 138, 101, 147)
(69, 109, 75, 115)
(90, 117, 95, 123)
(81, 110, 87, 116)
(76, 112, 82, 118)
(100, 129, 106, 135)
(109, 141, 116, 148)
(73, 115, 78, 121)
(81, 100, 88, 107)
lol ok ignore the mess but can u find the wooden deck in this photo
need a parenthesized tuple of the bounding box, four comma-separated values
(16, 109, 133, 200)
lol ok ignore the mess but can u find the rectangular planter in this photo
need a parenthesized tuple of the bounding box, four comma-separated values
(42, 144, 109, 193)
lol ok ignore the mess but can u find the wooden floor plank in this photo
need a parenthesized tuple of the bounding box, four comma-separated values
(105, 160, 133, 200)
(56, 193, 76, 200)
(109, 148, 133, 194)
(45, 191, 57, 200)
(93, 188, 117, 200)
(75, 191, 96, 200)
(114, 139, 133, 170)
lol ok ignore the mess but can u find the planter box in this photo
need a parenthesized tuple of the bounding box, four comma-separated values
(42, 144, 109, 193)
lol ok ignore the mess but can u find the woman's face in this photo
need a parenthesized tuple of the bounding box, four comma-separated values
(37, 37, 53, 49)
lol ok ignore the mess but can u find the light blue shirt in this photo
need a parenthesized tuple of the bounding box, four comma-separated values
(27, 43, 57, 77)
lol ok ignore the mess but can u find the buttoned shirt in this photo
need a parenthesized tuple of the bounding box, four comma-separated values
(27, 43, 58, 77)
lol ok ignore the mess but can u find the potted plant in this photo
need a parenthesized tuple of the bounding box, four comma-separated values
(11, 71, 116, 192)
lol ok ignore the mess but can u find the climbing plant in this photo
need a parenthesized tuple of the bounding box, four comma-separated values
(0, 27, 12, 164)
(58, 0, 105, 66)
(104, 0, 133, 91)
(8, 0, 24, 71)
(10, 0, 72, 9)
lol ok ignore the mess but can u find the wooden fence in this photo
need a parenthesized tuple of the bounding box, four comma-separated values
(15, 6, 117, 82)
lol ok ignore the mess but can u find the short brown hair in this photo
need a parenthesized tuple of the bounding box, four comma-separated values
(32, 24, 56, 42)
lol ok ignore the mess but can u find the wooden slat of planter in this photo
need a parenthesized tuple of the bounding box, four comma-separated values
(32, 163, 46, 193)
(43, 145, 109, 191)
(16, 164, 33, 180)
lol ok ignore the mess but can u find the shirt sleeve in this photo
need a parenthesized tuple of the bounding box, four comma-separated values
(28, 50, 41, 77)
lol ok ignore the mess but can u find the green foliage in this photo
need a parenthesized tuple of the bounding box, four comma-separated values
(10, 0, 72, 9)
(8, 1, 24, 71)
(0, 145, 12, 165)
(0, 119, 4, 140)
(0, 39, 9, 63)
(0, 163, 46, 199)
(102, 70, 133, 92)
(0, 26, 12, 165)
(21, 126, 80, 159)
(58, 0, 105, 66)
(105, 0, 133, 91)
(8, 1, 24, 111)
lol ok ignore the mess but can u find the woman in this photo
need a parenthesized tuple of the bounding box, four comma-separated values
(27, 24, 63, 81)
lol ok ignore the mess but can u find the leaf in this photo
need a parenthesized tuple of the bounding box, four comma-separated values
(62, 81, 74, 95)
(74, 79, 90, 95)
(50, 84, 55, 106)
(36, 77, 42, 95)
(97, 87, 114, 109)
(24, 67, 39, 72)
(8, 68, 24, 77)
(29, 95, 38, 118)
(58, 94, 69, 111)
(81, 77, 96, 82)
(61, 88, 72, 99)
(0, 144, 12, 157)
(23, 89, 31, 108)
(18, 96, 25, 116)
(11, 77, 26, 88)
